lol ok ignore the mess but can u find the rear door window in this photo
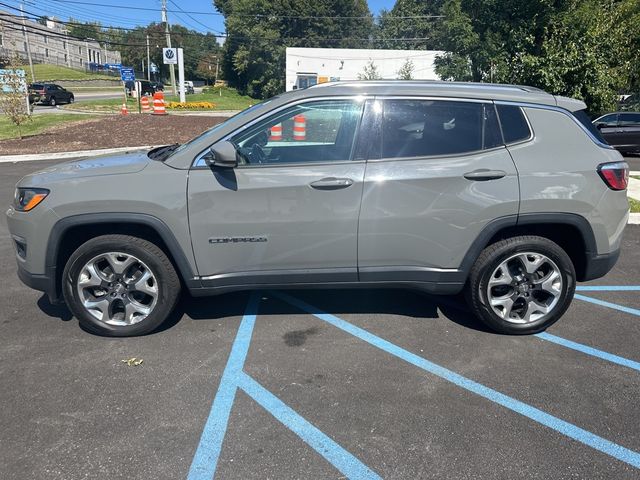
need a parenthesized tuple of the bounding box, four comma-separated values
(381, 100, 502, 159)
(496, 105, 532, 144)
(619, 113, 640, 126)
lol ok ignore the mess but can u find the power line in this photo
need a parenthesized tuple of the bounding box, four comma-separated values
(167, 0, 223, 35)
(47, 0, 445, 20)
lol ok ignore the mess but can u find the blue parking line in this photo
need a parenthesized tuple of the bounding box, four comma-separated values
(275, 292, 640, 469)
(188, 293, 379, 480)
(238, 373, 382, 480)
(187, 293, 260, 480)
(577, 286, 640, 292)
(535, 332, 640, 372)
(575, 294, 640, 317)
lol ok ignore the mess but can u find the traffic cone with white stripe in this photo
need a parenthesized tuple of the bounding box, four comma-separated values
(152, 91, 167, 116)
(293, 114, 306, 141)
(141, 95, 151, 113)
(269, 123, 283, 141)
(120, 103, 129, 115)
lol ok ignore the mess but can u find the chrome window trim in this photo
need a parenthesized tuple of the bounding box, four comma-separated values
(494, 103, 535, 147)
(495, 100, 615, 150)
(192, 95, 371, 168)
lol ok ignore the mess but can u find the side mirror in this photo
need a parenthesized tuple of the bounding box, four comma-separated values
(204, 140, 238, 168)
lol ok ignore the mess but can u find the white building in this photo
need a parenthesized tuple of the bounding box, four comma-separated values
(285, 47, 444, 91)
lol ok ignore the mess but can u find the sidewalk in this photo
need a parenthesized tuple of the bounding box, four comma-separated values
(628, 172, 640, 201)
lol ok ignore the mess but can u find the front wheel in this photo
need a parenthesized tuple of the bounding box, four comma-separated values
(49, 96, 56, 106)
(68, 95, 74, 104)
(62, 235, 181, 336)
(466, 235, 575, 335)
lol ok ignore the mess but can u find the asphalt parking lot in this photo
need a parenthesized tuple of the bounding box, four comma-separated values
(1, 159, 639, 480)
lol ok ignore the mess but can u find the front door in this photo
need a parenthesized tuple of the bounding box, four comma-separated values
(188, 98, 367, 286)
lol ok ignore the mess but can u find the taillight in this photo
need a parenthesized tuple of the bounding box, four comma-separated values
(597, 161, 629, 191)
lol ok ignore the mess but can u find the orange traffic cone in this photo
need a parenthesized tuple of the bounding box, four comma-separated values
(120, 103, 129, 115)
(293, 114, 306, 141)
(141, 96, 151, 113)
(269, 123, 283, 141)
(152, 91, 167, 116)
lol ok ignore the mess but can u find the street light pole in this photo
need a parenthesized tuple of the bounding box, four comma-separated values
(161, 0, 177, 95)
(20, 2, 35, 82)
(146, 34, 151, 81)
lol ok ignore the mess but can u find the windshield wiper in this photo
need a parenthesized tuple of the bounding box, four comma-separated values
(147, 143, 180, 161)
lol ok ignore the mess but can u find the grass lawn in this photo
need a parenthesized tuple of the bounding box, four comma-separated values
(630, 197, 640, 213)
(67, 87, 255, 112)
(632, 175, 640, 181)
(22, 65, 117, 82)
(0, 114, 96, 141)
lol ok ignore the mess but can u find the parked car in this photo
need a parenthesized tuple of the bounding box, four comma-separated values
(124, 80, 157, 97)
(150, 81, 164, 92)
(183, 81, 195, 94)
(28, 83, 74, 106)
(593, 112, 640, 155)
(7, 81, 629, 337)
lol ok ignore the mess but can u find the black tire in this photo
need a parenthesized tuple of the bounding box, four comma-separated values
(62, 235, 181, 336)
(466, 235, 576, 335)
(49, 96, 56, 106)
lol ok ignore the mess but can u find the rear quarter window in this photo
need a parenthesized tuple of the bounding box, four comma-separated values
(496, 105, 532, 144)
(572, 109, 606, 144)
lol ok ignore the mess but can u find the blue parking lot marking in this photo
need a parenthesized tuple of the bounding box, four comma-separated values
(535, 332, 640, 372)
(575, 294, 640, 317)
(576, 286, 640, 292)
(275, 292, 640, 470)
(238, 373, 382, 480)
(188, 293, 379, 480)
(187, 293, 260, 480)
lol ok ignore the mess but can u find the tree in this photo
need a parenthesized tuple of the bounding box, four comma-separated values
(357, 60, 382, 80)
(435, 0, 639, 114)
(197, 53, 221, 84)
(214, 0, 374, 98)
(377, 0, 446, 50)
(0, 54, 31, 139)
(397, 59, 414, 80)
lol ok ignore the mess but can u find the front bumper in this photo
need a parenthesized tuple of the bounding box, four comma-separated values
(17, 263, 59, 303)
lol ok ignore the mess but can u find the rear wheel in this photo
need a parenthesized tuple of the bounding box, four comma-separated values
(62, 235, 180, 336)
(466, 235, 575, 334)
(49, 96, 57, 106)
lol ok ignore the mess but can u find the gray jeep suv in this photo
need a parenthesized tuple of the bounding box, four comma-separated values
(7, 81, 629, 336)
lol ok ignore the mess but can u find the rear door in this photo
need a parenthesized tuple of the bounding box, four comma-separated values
(188, 97, 368, 285)
(594, 113, 619, 146)
(358, 98, 520, 280)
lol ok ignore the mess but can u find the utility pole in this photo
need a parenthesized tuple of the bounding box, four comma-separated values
(146, 34, 151, 81)
(20, 2, 35, 82)
(161, 0, 177, 95)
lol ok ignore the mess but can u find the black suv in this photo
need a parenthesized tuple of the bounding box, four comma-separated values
(28, 83, 75, 106)
(125, 80, 157, 96)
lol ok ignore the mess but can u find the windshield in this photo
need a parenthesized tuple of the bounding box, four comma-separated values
(164, 98, 277, 159)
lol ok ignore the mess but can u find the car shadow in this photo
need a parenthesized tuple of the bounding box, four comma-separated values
(36, 288, 494, 335)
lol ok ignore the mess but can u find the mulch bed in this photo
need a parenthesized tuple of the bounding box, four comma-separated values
(0, 115, 227, 155)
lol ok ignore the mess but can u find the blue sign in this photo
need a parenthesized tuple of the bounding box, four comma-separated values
(0, 69, 27, 93)
(120, 67, 135, 82)
(105, 63, 122, 70)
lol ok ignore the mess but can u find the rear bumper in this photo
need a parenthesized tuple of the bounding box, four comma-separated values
(582, 249, 620, 281)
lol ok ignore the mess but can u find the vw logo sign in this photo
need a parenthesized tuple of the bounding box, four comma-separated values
(165, 49, 175, 60)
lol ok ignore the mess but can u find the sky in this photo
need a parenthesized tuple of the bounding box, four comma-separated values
(4, 0, 397, 35)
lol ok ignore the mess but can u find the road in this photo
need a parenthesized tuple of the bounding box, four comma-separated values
(1, 159, 639, 479)
(31, 90, 123, 114)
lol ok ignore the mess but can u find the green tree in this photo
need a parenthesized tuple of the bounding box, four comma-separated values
(357, 60, 382, 80)
(396, 58, 414, 80)
(377, 0, 445, 50)
(214, 0, 374, 99)
(0, 54, 31, 139)
(435, 0, 638, 114)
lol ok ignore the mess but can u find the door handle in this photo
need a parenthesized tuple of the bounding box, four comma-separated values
(463, 169, 507, 181)
(310, 177, 354, 190)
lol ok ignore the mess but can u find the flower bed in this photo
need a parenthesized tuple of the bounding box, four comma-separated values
(166, 101, 216, 110)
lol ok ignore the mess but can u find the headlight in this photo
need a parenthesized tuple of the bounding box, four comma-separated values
(14, 188, 49, 212)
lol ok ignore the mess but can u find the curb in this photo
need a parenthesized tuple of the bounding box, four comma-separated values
(629, 213, 640, 225)
(60, 107, 240, 117)
(0, 145, 155, 163)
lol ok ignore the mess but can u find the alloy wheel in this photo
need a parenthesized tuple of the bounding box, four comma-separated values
(75, 252, 158, 326)
(486, 252, 563, 324)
